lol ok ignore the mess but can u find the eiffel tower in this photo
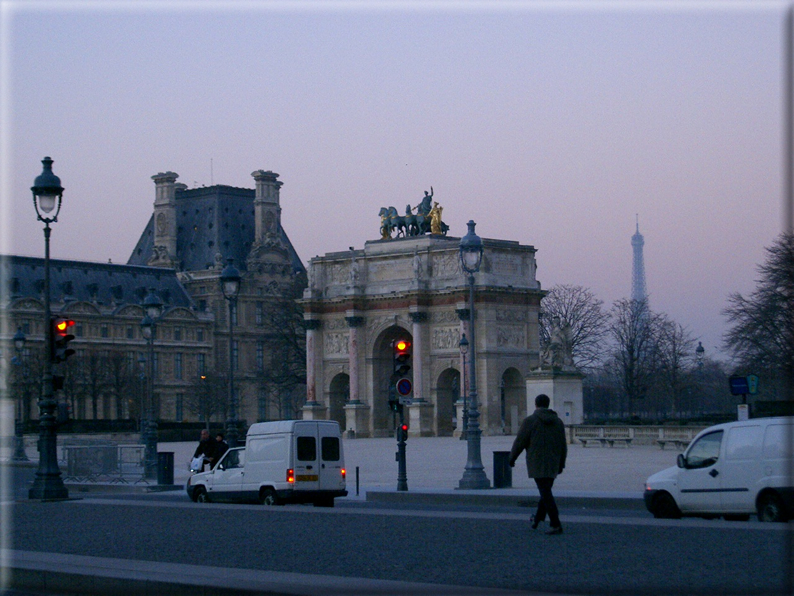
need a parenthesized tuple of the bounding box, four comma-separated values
(631, 216, 647, 304)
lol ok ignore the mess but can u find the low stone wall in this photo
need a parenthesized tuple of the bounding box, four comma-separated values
(569, 425, 706, 446)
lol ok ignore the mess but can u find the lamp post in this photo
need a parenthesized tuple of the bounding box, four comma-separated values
(220, 258, 241, 448)
(140, 288, 163, 479)
(12, 327, 29, 461)
(28, 157, 68, 500)
(696, 342, 705, 416)
(457, 220, 490, 489)
(458, 334, 469, 440)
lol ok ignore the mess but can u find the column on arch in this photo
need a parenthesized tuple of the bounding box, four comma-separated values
(345, 313, 364, 404)
(408, 310, 427, 402)
(304, 318, 322, 405)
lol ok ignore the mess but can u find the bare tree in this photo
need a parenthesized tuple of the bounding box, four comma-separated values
(723, 232, 794, 400)
(607, 297, 660, 414)
(654, 315, 696, 417)
(104, 350, 138, 420)
(256, 292, 306, 421)
(184, 371, 226, 428)
(540, 284, 610, 371)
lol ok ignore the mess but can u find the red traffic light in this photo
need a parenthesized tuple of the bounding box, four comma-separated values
(54, 318, 74, 337)
(401, 424, 408, 432)
(395, 339, 410, 353)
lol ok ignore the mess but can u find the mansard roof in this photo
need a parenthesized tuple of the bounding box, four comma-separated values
(2, 255, 195, 310)
(127, 184, 305, 274)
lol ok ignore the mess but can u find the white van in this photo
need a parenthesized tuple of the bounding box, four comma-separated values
(644, 416, 793, 522)
(186, 420, 347, 507)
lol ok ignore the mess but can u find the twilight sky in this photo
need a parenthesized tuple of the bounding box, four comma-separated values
(1, 0, 790, 361)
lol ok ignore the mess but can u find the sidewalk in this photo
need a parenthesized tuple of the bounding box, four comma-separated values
(5, 435, 681, 507)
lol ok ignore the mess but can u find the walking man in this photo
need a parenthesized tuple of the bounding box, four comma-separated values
(509, 394, 567, 535)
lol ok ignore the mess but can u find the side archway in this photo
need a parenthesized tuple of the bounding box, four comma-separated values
(328, 373, 349, 430)
(435, 367, 461, 436)
(500, 367, 526, 434)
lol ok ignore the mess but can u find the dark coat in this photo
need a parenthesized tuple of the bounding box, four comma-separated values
(193, 438, 216, 461)
(508, 407, 567, 479)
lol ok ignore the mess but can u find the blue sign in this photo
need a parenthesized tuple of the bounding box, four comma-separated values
(729, 376, 749, 395)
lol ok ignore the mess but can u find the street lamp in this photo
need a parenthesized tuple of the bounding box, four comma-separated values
(28, 157, 68, 500)
(220, 258, 241, 448)
(140, 288, 163, 479)
(12, 328, 29, 461)
(457, 220, 490, 489)
(696, 342, 705, 416)
(458, 333, 469, 440)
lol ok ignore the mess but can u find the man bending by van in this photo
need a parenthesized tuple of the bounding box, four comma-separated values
(509, 394, 567, 535)
(193, 429, 217, 471)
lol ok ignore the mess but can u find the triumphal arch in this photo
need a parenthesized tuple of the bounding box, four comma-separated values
(300, 204, 545, 438)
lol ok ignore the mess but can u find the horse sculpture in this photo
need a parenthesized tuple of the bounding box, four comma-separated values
(378, 187, 448, 239)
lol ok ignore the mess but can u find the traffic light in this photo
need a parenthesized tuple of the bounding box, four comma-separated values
(51, 318, 75, 363)
(393, 338, 411, 376)
(397, 423, 409, 442)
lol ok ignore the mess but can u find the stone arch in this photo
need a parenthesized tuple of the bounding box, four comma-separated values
(500, 367, 526, 434)
(435, 367, 461, 436)
(369, 324, 413, 437)
(328, 373, 349, 429)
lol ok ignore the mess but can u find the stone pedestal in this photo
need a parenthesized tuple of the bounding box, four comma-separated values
(301, 402, 327, 421)
(344, 402, 371, 438)
(406, 400, 434, 437)
(526, 369, 584, 426)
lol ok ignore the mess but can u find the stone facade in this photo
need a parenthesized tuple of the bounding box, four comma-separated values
(300, 233, 545, 437)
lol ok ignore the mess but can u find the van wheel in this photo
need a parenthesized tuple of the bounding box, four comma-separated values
(757, 492, 787, 522)
(652, 492, 681, 519)
(260, 488, 280, 506)
(314, 497, 334, 508)
(194, 486, 208, 503)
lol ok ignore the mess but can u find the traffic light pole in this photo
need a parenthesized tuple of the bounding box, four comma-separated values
(396, 404, 408, 492)
(29, 222, 68, 500)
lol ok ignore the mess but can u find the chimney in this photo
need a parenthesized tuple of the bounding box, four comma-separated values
(150, 171, 179, 267)
(251, 170, 282, 243)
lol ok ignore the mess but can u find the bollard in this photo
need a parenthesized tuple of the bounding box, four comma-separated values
(356, 466, 360, 496)
(493, 451, 512, 488)
(157, 452, 174, 485)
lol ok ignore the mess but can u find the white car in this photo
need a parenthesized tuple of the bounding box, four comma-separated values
(644, 416, 793, 522)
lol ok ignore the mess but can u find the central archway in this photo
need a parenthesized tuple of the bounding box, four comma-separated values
(371, 325, 413, 437)
(435, 367, 461, 436)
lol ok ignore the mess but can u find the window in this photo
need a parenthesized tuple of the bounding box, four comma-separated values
(297, 436, 316, 461)
(101, 325, 109, 338)
(174, 328, 182, 341)
(126, 327, 134, 339)
(197, 353, 205, 375)
(76, 324, 84, 337)
(22, 322, 31, 334)
(197, 329, 204, 342)
(725, 426, 762, 461)
(685, 431, 723, 469)
(256, 302, 264, 326)
(321, 437, 340, 461)
(256, 341, 264, 371)
(175, 353, 183, 380)
(175, 394, 183, 422)
(198, 299, 206, 312)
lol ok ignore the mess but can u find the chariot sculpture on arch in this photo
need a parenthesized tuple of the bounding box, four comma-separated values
(379, 186, 449, 239)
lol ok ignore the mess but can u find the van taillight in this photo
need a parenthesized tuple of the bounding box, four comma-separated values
(287, 468, 294, 483)
(341, 468, 346, 478)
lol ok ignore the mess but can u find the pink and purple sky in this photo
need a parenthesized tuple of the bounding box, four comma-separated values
(2, 0, 790, 361)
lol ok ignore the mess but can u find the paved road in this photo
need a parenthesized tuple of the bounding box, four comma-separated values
(6, 496, 792, 595)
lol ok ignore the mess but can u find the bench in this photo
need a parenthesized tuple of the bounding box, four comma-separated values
(657, 439, 689, 450)
(580, 438, 632, 448)
(605, 438, 632, 448)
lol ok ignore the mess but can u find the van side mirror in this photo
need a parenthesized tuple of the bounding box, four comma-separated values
(677, 454, 686, 469)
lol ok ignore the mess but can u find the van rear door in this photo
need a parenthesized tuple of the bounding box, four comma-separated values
(293, 423, 320, 491)
(318, 423, 345, 492)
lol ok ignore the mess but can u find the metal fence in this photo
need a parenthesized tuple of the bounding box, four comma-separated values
(61, 443, 145, 483)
